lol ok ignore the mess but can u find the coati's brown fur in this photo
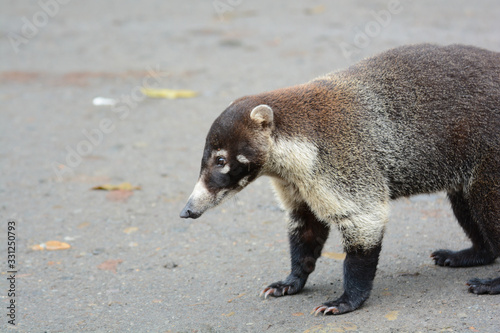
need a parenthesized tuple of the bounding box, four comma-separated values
(180, 44, 500, 315)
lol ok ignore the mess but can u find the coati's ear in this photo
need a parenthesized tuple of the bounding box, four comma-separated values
(250, 104, 273, 127)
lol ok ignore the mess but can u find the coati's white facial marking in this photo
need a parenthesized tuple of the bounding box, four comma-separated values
(213, 149, 228, 158)
(238, 176, 250, 187)
(220, 164, 230, 174)
(237, 155, 250, 164)
(215, 188, 229, 202)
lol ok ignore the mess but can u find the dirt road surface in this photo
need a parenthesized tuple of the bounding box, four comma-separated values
(1, 1, 499, 332)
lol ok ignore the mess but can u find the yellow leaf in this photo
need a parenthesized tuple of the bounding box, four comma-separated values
(32, 241, 71, 251)
(140, 88, 198, 99)
(123, 227, 138, 234)
(222, 311, 235, 317)
(384, 311, 399, 321)
(46, 241, 71, 250)
(91, 182, 141, 191)
(322, 252, 346, 260)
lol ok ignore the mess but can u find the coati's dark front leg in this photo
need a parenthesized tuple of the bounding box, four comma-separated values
(313, 243, 382, 315)
(313, 211, 386, 315)
(261, 204, 330, 298)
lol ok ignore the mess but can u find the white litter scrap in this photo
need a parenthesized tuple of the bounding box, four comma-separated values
(92, 97, 117, 106)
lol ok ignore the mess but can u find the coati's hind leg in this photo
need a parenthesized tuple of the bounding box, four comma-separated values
(431, 189, 497, 267)
(433, 158, 500, 295)
(261, 203, 330, 298)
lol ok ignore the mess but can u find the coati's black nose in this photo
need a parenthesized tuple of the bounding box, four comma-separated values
(180, 204, 201, 219)
(179, 207, 192, 218)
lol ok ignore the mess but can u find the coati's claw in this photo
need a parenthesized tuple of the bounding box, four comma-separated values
(261, 283, 296, 298)
(312, 306, 327, 316)
(261, 287, 288, 298)
(312, 305, 340, 316)
(264, 288, 275, 299)
(467, 278, 486, 294)
(431, 251, 453, 266)
(323, 306, 340, 315)
(260, 287, 280, 298)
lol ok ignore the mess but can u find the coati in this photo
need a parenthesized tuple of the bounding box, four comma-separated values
(180, 44, 500, 315)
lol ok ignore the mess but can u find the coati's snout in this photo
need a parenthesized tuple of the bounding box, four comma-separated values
(180, 104, 274, 219)
(179, 177, 218, 219)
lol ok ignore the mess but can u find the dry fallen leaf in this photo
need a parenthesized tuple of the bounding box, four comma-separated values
(222, 312, 235, 317)
(106, 190, 134, 202)
(322, 252, 346, 260)
(32, 241, 71, 251)
(91, 182, 141, 191)
(384, 310, 399, 321)
(46, 241, 71, 250)
(123, 227, 138, 234)
(97, 259, 123, 273)
(141, 87, 198, 99)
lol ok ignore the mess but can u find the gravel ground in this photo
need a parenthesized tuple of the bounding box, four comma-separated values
(1, 1, 499, 332)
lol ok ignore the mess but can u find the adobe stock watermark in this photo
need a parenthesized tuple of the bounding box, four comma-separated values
(51, 65, 169, 181)
(8, 0, 72, 54)
(339, 0, 403, 61)
(213, 0, 243, 21)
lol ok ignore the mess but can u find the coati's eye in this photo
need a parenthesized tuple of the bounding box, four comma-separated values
(216, 156, 226, 167)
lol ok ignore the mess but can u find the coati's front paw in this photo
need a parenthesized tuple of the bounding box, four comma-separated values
(311, 292, 367, 316)
(260, 277, 305, 298)
(312, 299, 357, 316)
(467, 277, 500, 295)
(431, 248, 496, 267)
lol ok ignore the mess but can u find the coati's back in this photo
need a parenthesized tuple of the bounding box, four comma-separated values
(339, 44, 500, 198)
